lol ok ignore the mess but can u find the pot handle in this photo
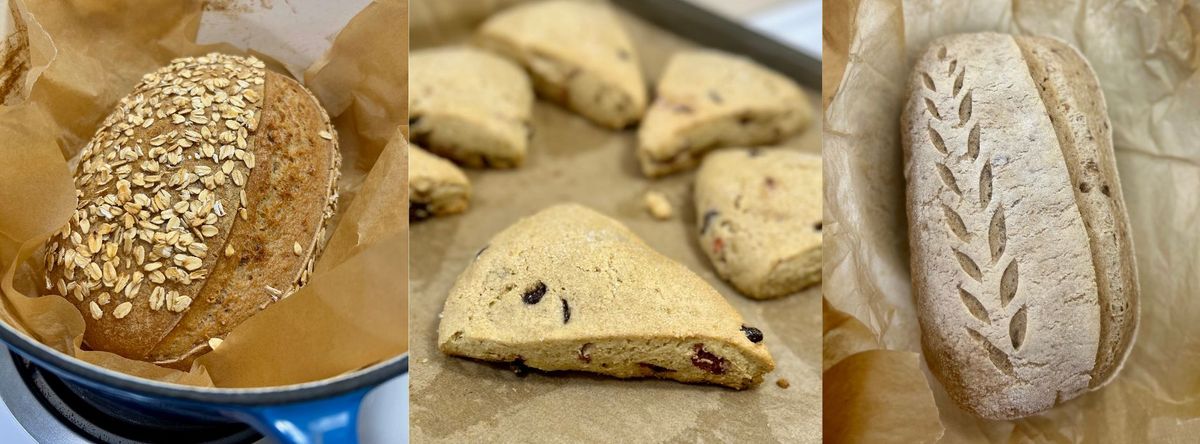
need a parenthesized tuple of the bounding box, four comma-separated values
(237, 387, 370, 444)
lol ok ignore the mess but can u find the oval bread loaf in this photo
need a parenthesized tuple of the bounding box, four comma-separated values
(43, 53, 340, 368)
(901, 33, 1138, 420)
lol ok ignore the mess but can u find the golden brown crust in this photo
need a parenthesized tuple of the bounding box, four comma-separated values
(149, 71, 339, 365)
(42, 54, 338, 366)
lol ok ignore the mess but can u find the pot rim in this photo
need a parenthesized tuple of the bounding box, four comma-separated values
(0, 318, 407, 405)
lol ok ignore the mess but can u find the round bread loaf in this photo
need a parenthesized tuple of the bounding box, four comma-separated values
(42, 53, 340, 368)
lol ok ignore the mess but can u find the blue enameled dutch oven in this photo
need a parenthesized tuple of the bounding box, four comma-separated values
(0, 320, 406, 443)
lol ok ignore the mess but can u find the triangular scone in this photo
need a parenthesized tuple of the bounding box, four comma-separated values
(695, 149, 822, 299)
(409, 145, 471, 220)
(410, 46, 533, 168)
(637, 51, 813, 177)
(438, 204, 775, 389)
(476, 0, 646, 129)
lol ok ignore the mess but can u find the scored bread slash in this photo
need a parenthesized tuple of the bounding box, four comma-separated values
(42, 53, 341, 367)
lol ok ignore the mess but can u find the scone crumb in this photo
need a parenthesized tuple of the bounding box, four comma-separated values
(208, 337, 224, 350)
(293, 242, 303, 256)
(776, 378, 790, 389)
(643, 191, 673, 220)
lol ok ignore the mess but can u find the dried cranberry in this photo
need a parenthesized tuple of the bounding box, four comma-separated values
(522, 282, 547, 304)
(561, 298, 571, 323)
(578, 343, 592, 363)
(700, 210, 719, 235)
(741, 325, 764, 343)
(690, 344, 727, 375)
(511, 358, 532, 377)
(410, 202, 431, 221)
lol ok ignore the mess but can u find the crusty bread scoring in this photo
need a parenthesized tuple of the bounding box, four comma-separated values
(901, 33, 1137, 420)
(43, 53, 340, 367)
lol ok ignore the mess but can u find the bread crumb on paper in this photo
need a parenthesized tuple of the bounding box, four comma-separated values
(643, 190, 673, 220)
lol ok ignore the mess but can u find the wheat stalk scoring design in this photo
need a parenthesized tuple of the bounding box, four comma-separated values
(923, 48, 1023, 378)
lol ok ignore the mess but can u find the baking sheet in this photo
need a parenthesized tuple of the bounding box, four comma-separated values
(823, 0, 1200, 441)
(0, 0, 407, 388)
(408, 0, 821, 442)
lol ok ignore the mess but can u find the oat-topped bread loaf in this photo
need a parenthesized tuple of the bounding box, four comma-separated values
(438, 204, 775, 389)
(902, 33, 1138, 419)
(409, 144, 470, 220)
(476, 0, 646, 129)
(638, 50, 812, 177)
(695, 149, 822, 299)
(43, 53, 340, 368)
(410, 46, 533, 168)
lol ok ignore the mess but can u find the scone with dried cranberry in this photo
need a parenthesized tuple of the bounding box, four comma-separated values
(638, 50, 813, 177)
(437, 203, 774, 389)
(696, 149, 822, 299)
(410, 46, 533, 168)
(476, 0, 646, 129)
(409, 144, 470, 221)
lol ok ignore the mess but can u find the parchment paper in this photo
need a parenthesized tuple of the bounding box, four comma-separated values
(823, 0, 1200, 441)
(0, 0, 407, 388)
(408, 1, 821, 442)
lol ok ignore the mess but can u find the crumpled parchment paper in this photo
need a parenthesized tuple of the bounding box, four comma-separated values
(0, 0, 407, 388)
(823, 0, 1200, 441)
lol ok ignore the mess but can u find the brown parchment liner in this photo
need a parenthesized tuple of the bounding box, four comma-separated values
(823, 0, 1200, 442)
(408, 0, 821, 442)
(0, 0, 407, 389)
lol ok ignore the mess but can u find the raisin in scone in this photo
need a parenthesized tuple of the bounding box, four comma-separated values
(410, 46, 533, 168)
(638, 51, 813, 177)
(696, 149, 822, 299)
(410, 144, 470, 221)
(438, 204, 775, 389)
(476, 0, 646, 129)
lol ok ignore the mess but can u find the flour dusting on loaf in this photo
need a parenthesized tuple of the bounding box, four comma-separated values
(902, 33, 1137, 420)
